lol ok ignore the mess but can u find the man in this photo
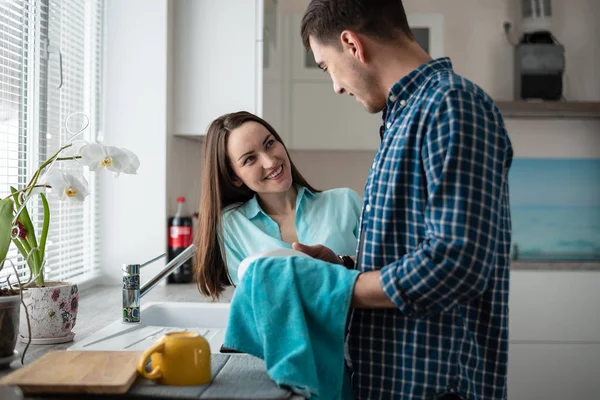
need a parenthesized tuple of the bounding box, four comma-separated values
(292, 1, 513, 399)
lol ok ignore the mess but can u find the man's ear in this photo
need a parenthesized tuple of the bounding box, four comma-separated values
(340, 30, 366, 63)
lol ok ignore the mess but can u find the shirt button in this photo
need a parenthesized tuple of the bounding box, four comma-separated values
(386, 122, 391, 128)
(371, 161, 376, 169)
(365, 204, 372, 212)
(400, 99, 407, 107)
(389, 94, 397, 102)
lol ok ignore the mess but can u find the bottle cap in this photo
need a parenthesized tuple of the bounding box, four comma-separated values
(177, 196, 186, 203)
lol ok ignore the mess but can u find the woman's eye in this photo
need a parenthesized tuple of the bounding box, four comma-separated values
(266, 139, 275, 149)
(244, 156, 255, 165)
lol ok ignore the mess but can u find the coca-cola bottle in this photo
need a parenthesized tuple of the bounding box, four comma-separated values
(167, 196, 194, 284)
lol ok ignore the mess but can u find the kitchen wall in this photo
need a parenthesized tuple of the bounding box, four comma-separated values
(112, 0, 600, 230)
(290, 119, 600, 194)
(281, 0, 600, 101)
(162, 0, 600, 237)
(102, 0, 169, 283)
(169, 0, 600, 207)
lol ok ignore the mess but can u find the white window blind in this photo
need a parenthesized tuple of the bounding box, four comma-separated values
(0, 0, 104, 285)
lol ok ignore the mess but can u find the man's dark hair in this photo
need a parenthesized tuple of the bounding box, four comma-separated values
(301, 0, 415, 50)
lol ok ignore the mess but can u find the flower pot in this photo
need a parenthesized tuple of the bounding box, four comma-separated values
(19, 282, 78, 345)
(0, 293, 20, 368)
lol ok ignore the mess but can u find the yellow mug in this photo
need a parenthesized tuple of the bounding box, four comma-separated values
(137, 331, 212, 386)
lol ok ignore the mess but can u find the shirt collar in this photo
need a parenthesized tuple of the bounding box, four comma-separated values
(242, 184, 314, 219)
(242, 195, 262, 219)
(385, 57, 453, 110)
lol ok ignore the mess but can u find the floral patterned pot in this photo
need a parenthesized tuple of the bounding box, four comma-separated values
(19, 282, 78, 345)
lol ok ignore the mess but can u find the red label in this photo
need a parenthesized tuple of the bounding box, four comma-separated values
(169, 226, 192, 248)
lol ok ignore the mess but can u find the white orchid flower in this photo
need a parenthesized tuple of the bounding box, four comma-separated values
(42, 170, 90, 202)
(119, 148, 140, 175)
(79, 143, 140, 176)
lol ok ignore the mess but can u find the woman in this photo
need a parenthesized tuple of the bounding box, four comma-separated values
(194, 111, 362, 299)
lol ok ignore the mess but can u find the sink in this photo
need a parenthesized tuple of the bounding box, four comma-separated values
(141, 302, 230, 328)
(69, 301, 231, 353)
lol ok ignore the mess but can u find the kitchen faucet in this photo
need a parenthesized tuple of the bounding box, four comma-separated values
(122, 244, 196, 323)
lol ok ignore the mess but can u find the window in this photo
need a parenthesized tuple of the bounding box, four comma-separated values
(0, 0, 104, 285)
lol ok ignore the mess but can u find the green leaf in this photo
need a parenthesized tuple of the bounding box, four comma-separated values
(10, 187, 40, 276)
(0, 198, 14, 266)
(39, 193, 50, 263)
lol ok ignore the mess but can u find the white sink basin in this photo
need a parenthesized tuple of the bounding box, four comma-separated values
(69, 301, 231, 353)
(141, 302, 230, 328)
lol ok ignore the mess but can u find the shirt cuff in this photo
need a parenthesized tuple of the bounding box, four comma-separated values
(379, 260, 423, 316)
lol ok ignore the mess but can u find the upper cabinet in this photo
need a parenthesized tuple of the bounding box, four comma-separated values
(405, 13, 445, 60)
(290, 82, 382, 150)
(171, 5, 447, 147)
(172, 0, 264, 136)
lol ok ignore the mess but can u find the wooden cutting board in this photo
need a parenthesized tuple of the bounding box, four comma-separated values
(0, 350, 142, 394)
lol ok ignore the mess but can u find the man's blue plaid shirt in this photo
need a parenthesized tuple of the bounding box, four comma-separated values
(347, 58, 513, 399)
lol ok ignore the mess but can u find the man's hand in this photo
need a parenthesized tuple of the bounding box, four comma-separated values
(292, 242, 342, 265)
(293, 243, 397, 309)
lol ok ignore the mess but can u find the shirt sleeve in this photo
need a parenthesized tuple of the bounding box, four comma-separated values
(347, 189, 363, 238)
(220, 214, 245, 286)
(380, 89, 509, 316)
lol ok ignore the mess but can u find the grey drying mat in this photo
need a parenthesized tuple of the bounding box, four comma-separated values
(129, 354, 293, 399)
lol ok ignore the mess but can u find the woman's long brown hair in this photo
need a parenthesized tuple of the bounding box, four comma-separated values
(194, 111, 319, 300)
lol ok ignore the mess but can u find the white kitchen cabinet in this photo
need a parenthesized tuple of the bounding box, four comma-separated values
(507, 343, 600, 400)
(263, 81, 287, 142)
(171, 7, 446, 144)
(285, 13, 384, 150)
(509, 271, 600, 343)
(262, 6, 288, 144)
(289, 82, 382, 150)
(281, 13, 445, 150)
(172, 0, 264, 136)
(263, 0, 284, 83)
(289, 15, 329, 82)
(506, 271, 600, 400)
(289, 13, 444, 83)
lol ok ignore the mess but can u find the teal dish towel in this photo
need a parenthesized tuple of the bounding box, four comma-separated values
(223, 256, 360, 399)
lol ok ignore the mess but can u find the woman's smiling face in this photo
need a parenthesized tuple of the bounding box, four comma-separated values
(226, 121, 293, 195)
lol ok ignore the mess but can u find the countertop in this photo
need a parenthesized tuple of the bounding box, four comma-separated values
(1, 283, 233, 374)
(0, 284, 303, 399)
(510, 261, 600, 270)
(1, 262, 598, 392)
(2, 261, 599, 368)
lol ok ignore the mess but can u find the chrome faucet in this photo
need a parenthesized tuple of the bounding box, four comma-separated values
(122, 244, 196, 323)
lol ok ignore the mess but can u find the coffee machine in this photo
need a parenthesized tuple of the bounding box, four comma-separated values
(514, 0, 565, 100)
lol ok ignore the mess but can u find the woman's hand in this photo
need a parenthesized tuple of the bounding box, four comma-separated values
(292, 242, 342, 265)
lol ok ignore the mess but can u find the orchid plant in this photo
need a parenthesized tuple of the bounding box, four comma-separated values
(0, 114, 140, 288)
